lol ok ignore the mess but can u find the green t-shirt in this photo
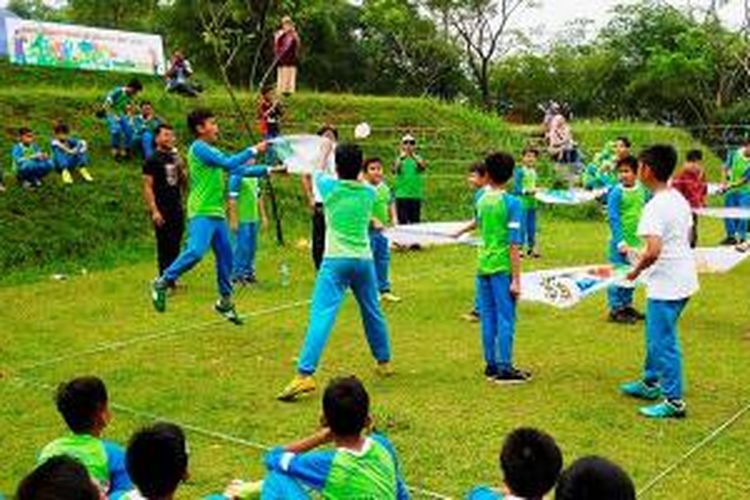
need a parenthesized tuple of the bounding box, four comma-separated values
(620, 184, 648, 247)
(517, 165, 538, 209)
(105, 87, 131, 116)
(38, 434, 109, 488)
(727, 150, 750, 194)
(476, 190, 523, 276)
(372, 182, 393, 226)
(237, 178, 260, 223)
(186, 143, 226, 219)
(323, 439, 398, 499)
(317, 172, 375, 259)
(394, 154, 425, 200)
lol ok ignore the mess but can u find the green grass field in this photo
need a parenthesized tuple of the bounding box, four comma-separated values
(2, 212, 749, 498)
(1, 61, 749, 498)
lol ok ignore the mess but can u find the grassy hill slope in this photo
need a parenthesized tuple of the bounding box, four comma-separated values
(0, 60, 718, 282)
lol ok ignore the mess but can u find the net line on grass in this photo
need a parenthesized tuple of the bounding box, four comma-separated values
(7, 375, 453, 500)
(16, 254, 463, 374)
(637, 401, 750, 497)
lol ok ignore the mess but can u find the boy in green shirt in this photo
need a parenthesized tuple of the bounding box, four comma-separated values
(392, 134, 427, 225)
(150, 109, 276, 324)
(228, 173, 268, 285)
(364, 157, 400, 303)
(456, 153, 527, 383)
(278, 144, 393, 402)
(607, 155, 648, 324)
(513, 147, 541, 258)
(227, 377, 409, 499)
(720, 137, 750, 244)
(103, 79, 142, 161)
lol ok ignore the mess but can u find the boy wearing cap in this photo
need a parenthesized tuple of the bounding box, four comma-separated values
(393, 134, 427, 225)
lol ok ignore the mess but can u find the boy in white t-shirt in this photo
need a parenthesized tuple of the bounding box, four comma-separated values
(621, 145, 699, 419)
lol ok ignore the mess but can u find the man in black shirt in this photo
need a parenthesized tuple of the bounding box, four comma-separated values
(142, 124, 186, 286)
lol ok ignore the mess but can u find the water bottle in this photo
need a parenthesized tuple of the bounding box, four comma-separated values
(279, 262, 290, 287)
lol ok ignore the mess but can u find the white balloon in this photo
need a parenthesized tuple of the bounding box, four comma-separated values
(354, 122, 371, 139)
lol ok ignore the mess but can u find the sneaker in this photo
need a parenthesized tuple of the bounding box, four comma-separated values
(277, 375, 317, 402)
(736, 241, 750, 253)
(623, 306, 645, 321)
(462, 310, 480, 322)
(232, 277, 248, 287)
(151, 279, 167, 313)
(527, 248, 542, 259)
(380, 291, 402, 303)
(608, 309, 637, 325)
(214, 300, 245, 325)
(620, 380, 662, 400)
(375, 361, 395, 377)
(484, 364, 498, 381)
(61, 169, 74, 184)
(244, 274, 258, 284)
(639, 399, 686, 419)
(32, 178, 42, 188)
(21, 180, 33, 190)
(720, 236, 738, 246)
(495, 367, 532, 384)
(0, 183, 7, 193)
(79, 167, 94, 182)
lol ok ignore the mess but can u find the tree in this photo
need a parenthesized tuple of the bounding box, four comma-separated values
(67, 0, 159, 30)
(425, 0, 536, 109)
(7, 0, 64, 21)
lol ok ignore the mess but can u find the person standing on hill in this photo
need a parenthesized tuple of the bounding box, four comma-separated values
(274, 17, 300, 96)
(142, 124, 186, 289)
(392, 134, 427, 225)
(103, 79, 143, 161)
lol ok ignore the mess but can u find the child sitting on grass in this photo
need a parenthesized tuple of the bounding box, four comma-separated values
(364, 157, 401, 303)
(513, 147, 542, 258)
(622, 145, 699, 419)
(222, 376, 409, 499)
(606, 155, 648, 325)
(671, 149, 707, 248)
(38, 376, 132, 498)
(17, 455, 101, 500)
(123, 422, 189, 500)
(555, 456, 635, 500)
(51, 122, 94, 185)
(12, 127, 54, 189)
(462, 161, 489, 323)
(467, 427, 563, 500)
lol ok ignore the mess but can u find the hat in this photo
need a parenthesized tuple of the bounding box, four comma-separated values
(401, 134, 416, 143)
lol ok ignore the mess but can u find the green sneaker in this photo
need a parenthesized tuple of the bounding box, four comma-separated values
(639, 400, 686, 419)
(151, 280, 167, 313)
(620, 380, 662, 400)
(214, 300, 245, 325)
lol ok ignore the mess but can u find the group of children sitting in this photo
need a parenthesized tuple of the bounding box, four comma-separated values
(5, 123, 94, 191)
(16, 375, 637, 500)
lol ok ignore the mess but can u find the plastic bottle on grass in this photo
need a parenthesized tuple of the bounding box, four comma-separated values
(279, 262, 290, 287)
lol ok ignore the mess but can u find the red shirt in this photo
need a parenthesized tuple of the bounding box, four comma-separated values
(672, 167, 707, 208)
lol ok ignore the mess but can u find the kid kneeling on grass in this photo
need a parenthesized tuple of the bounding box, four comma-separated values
(151, 109, 281, 324)
(219, 376, 409, 499)
(277, 143, 394, 402)
(456, 152, 528, 383)
(467, 427, 562, 500)
(38, 376, 132, 498)
(621, 145, 699, 419)
(364, 157, 401, 303)
(606, 155, 648, 325)
(12, 127, 54, 188)
(51, 122, 94, 184)
(122, 422, 189, 500)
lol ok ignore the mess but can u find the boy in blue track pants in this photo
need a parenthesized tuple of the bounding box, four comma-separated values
(721, 139, 750, 244)
(363, 157, 401, 303)
(103, 79, 142, 161)
(12, 127, 54, 188)
(606, 155, 648, 324)
(51, 122, 94, 184)
(150, 108, 279, 324)
(513, 147, 541, 258)
(622, 145, 699, 419)
(228, 172, 267, 285)
(278, 143, 393, 402)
